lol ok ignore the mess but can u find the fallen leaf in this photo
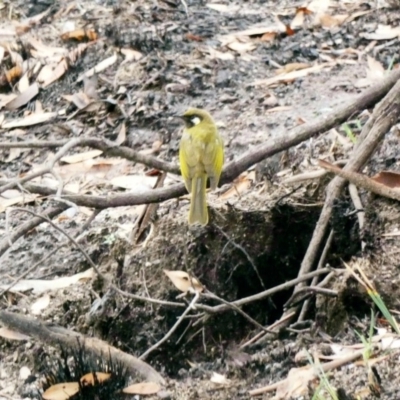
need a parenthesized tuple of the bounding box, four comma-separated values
(1, 112, 57, 129)
(77, 53, 118, 82)
(210, 372, 231, 385)
(42, 382, 80, 400)
(355, 56, 385, 88)
(266, 106, 292, 114)
(0, 193, 38, 213)
(206, 3, 240, 12)
(361, 24, 400, 40)
(227, 40, 256, 54)
(0, 94, 18, 110)
(0, 327, 30, 341)
(204, 47, 234, 60)
(318, 14, 349, 28)
(276, 63, 310, 74)
(371, 171, 400, 188)
(123, 381, 161, 395)
(252, 63, 331, 86)
(220, 171, 255, 199)
(80, 372, 111, 385)
(185, 33, 204, 42)
(115, 122, 126, 145)
(260, 32, 277, 42)
(1, 268, 95, 294)
(291, 9, 306, 29)
(110, 175, 158, 190)
(63, 92, 93, 109)
(5, 83, 39, 110)
(31, 294, 51, 315)
(120, 48, 143, 62)
(163, 270, 204, 293)
(39, 59, 69, 88)
(274, 367, 317, 399)
(61, 150, 103, 164)
(61, 28, 97, 41)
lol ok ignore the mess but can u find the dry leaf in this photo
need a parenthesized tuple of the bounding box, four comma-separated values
(61, 28, 97, 41)
(1, 268, 95, 294)
(5, 83, 39, 110)
(274, 367, 317, 399)
(63, 92, 93, 109)
(31, 294, 51, 315)
(123, 381, 161, 395)
(307, 0, 331, 14)
(291, 9, 305, 29)
(205, 47, 234, 60)
(276, 63, 310, 74)
(1, 112, 57, 129)
(0, 94, 18, 110)
(185, 33, 204, 42)
(116, 122, 127, 145)
(371, 171, 400, 188)
(18, 73, 30, 92)
(163, 270, 204, 293)
(0, 193, 38, 213)
(252, 63, 331, 86)
(318, 14, 348, 28)
(77, 53, 118, 82)
(220, 171, 255, 200)
(355, 56, 385, 88)
(110, 175, 158, 190)
(227, 40, 256, 53)
(260, 32, 277, 42)
(0, 327, 30, 341)
(210, 372, 231, 385)
(206, 3, 240, 12)
(80, 372, 111, 385)
(61, 150, 103, 164)
(120, 48, 143, 62)
(42, 382, 80, 400)
(361, 24, 400, 40)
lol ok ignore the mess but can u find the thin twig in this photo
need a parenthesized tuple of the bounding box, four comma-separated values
(348, 183, 366, 251)
(202, 291, 274, 333)
(139, 292, 200, 360)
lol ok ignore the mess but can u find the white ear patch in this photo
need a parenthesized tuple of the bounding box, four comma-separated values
(191, 116, 201, 126)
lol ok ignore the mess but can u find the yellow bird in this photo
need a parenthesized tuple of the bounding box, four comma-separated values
(179, 108, 224, 225)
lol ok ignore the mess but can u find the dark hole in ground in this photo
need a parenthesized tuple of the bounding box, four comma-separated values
(101, 201, 361, 377)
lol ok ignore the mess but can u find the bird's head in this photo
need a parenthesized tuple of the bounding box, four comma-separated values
(180, 108, 214, 129)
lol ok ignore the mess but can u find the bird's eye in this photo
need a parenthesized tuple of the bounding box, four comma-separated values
(190, 116, 201, 126)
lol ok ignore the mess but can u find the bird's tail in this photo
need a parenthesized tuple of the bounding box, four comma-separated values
(189, 174, 208, 225)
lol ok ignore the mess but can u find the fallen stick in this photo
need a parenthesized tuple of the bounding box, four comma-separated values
(0, 311, 165, 384)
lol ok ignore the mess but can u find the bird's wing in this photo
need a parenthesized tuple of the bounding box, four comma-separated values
(179, 132, 198, 192)
(204, 136, 224, 190)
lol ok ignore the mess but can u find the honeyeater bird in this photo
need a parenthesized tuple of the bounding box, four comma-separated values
(179, 108, 224, 225)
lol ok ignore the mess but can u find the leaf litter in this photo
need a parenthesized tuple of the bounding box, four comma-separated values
(1, 0, 400, 399)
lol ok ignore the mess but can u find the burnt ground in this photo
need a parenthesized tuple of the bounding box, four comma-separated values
(1, 0, 400, 399)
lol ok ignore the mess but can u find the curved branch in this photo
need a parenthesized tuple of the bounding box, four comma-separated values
(0, 310, 165, 384)
(0, 137, 179, 175)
